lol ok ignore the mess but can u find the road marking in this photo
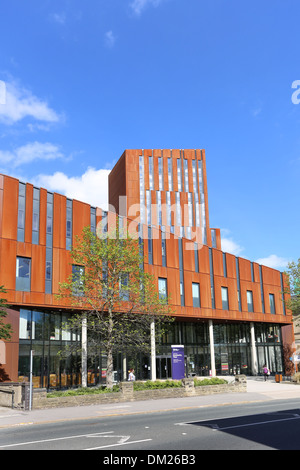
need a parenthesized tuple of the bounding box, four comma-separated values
(85, 438, 153, 450)
(0, 431, 114, 449)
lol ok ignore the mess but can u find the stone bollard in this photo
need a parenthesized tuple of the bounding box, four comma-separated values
(234, 374, 247, 391)
(120, 381, 134, 401)
(182, 378, 195, 396)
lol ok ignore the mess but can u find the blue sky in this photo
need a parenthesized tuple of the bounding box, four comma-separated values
(0, 0, 299, 270)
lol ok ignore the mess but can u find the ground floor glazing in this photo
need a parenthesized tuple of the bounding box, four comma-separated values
(17, 308, 285, 389)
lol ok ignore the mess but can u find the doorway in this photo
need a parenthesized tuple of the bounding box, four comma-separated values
(156, 356, 172, 379)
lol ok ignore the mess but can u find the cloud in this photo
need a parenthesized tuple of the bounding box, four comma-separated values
(50, 13, 66, 25)
(105, 30, 116, 48)
(34, 167, 110, 210)
(130, 0, 165, 16)
(0, 80, 62, 125)
(255, 254, 289, 270)
(0, 141, 65, 167)
(221, 229, 244, 256)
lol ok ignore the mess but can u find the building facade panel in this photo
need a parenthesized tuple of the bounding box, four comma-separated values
(0, 148, 296, 385)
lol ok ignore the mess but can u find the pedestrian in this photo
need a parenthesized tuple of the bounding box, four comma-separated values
(263, 364, 269, 381)
(128, 368, 135, 381)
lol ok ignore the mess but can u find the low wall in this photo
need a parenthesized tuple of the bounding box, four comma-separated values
(32, 375, 247, 410)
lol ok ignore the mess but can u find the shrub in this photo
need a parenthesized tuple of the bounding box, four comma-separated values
(133, 379, 182, 391)
(194, 377, 227, 387)
(47, 384, 120, 398)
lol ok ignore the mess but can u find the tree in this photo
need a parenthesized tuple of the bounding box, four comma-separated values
(58, 222, 173, 388)
(284, 259, 300, 316)
(0, 286, 12, 341)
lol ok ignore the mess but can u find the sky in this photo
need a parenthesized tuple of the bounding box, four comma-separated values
(0, 0, 299, 271)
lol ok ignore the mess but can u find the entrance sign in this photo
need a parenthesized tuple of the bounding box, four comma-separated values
(171, 345, 185, 380)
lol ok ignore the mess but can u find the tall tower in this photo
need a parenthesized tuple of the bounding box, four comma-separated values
(109, 149, 221, 249)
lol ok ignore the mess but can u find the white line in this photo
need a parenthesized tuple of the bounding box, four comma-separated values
(0, 431, 114, 449)
(85, 438, 153, 450)
(214, 415, 300, 432)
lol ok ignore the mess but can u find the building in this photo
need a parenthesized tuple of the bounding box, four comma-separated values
(0, 149, 295, 388)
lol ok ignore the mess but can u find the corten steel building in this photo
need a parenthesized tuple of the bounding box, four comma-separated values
(0, 148, 295, 389)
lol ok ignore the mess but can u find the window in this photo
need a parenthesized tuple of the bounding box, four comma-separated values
(192, 283, 200, 308)
(32, 187, 40, 245)
(158, 278, 167, 301)
(17, 182, 26, 242)
(66, 199, 72, 250)
(247, 290, 254, 312)
(16, 257, 31, 292)
(221, 286, 229, 310)
(72, 265, 84, 296)
(269, 294, 276, 314)
(120, 273, 129, 301)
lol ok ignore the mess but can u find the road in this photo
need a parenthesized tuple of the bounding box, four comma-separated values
(1, 398, 300, 452)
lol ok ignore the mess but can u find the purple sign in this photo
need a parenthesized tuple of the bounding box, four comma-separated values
(171, 345, 185, 380)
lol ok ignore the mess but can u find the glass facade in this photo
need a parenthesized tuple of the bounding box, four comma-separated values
(18, 309, 285, 388)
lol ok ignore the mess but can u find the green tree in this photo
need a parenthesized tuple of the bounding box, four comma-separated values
(58, 223, 173, 388)
(0, 286, 12, 341)
(284, 258, 300, 316)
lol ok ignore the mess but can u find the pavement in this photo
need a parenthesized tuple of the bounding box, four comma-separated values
(0, 377, 300, 429)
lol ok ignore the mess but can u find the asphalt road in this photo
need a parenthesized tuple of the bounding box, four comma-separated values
(1, 398, 300, 452)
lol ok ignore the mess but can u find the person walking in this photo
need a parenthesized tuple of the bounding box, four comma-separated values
(263, 364, 269, 381)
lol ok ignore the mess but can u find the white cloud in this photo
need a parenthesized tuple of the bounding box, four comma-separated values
(0, 141, 65, 167)
(34, 167, 110, 210)
(105, 31, 116, 48)
(0, 80, 62, 125)
(50, 13, 66, 25)
(255, 254, 289, 270)
(221, 229, 244, 255)
(130, 0, 165, 16)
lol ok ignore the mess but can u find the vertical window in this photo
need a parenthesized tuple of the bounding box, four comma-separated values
(161, 228, 167, 267)
(120, 273, 129, 301)
(158, 156, 164, 191)
(158, 277, 167, 301)
(192, 283, 200, 308)
(148, 226, 153, 265)
(211, 229, 217, 248)
(16, 257, 31, 292)
(149, 156, 154, 190)
(72, 265, 84, 296)
(221, 286, 229, 310)
(194, 243, 199, 273)
(280, 273, 286, 316)
(178, 239, 185, 306)
(177, 159, 182, 191)
(32, 187, 40, 245)
(66, 199, 72, 250)
(223, 252, 227, 278)
(166, 191, 171, 226)
(259, 265, 265, 313)
(156, 191, 162, 226)
(176, 192, 181, 227)
(250, 262, 254, 282)
(184, 159, 189, 192)
(146, 190, 151, 226)
(139, 154, 145, 225)
(90, 207, 96, 235)
(17, 182, 26, 242)
(45, 193, 53, 294)
(247, 290, 254, 312)
(269, 294, 276, 314)
(236, 257, 241, 311)
(168, 158, 173, 191)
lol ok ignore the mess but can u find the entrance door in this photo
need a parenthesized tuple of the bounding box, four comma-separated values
(156, 356, 172, 379)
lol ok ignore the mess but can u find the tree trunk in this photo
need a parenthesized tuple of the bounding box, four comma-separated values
(106, 309, 114, 389)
